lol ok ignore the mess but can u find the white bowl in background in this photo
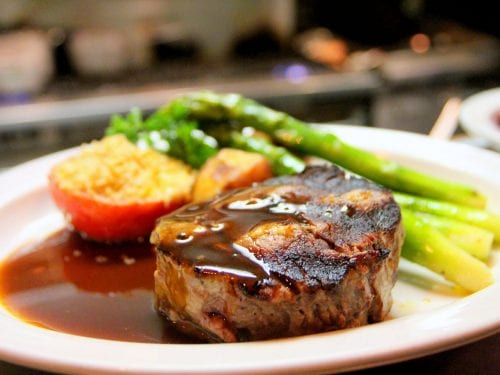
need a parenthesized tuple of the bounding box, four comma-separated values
(459, 87, 500, 151)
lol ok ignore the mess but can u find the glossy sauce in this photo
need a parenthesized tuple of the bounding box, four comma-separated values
(0, 230, 200, 344)
(154, 186, 308, 289)
(0, 187, 309, 343)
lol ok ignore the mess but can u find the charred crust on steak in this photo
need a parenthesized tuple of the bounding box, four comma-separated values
(152, 165, 404, 342)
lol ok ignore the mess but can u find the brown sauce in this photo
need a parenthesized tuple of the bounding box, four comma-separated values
(0, 187, 310, 343)
(154, 186, 307, 288)
(0, 230, 200, 344)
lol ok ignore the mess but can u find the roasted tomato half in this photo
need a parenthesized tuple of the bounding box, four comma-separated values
(49, 135, 195, 242)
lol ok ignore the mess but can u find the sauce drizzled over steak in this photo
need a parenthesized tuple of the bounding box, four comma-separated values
(151, 165, 404, 342)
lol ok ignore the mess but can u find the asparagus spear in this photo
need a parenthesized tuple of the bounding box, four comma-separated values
(165, 91, 486, 208)
(406, 211, 493, 261)
(401, 210, 494, 292)
(205, 125, 306, 175)
(395, 193, 500, 241)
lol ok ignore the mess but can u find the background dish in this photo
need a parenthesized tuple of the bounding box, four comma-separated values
(459, 87, 500, 151)
(0, 126, 499, 374)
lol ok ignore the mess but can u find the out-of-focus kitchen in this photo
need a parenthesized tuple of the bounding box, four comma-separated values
(1, 0, 499, 169)
(1, 1, 500, 374)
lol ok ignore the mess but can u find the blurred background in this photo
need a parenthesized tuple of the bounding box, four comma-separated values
(0, 0, 499, 169)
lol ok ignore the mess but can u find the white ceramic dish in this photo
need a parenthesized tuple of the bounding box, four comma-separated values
(0, 126, 499, 374)
(459, 87, 500, 151)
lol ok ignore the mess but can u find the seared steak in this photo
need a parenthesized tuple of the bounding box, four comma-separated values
(151, 165, 404, 342)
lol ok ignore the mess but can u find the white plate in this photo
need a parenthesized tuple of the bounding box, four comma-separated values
(459, 87, 500, 151)
(0, 126, 499, 374)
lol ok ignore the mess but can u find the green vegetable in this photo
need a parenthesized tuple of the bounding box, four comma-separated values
(395, 193, 500, 241)
(107, 107, 144, 141)
(164, 91, 486, 208)
(206, 125, 305, 175)
(405, 211, 493, 261)
(401, 210, 494, 292)
(106, 106, 218, 168)
(107, 92, 496, 293)
(227, 130, 306, 175)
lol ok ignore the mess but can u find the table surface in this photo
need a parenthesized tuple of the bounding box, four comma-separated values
(1, 332, 498, 374)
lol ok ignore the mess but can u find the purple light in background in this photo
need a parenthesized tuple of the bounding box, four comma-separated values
(272, 63, 310, 83)
(0, 93, 32, 106)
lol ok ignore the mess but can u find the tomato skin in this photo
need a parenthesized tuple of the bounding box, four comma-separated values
(48, 174, 185, 242)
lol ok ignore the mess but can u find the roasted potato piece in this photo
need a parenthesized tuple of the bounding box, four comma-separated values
(192, 148, 273, 202)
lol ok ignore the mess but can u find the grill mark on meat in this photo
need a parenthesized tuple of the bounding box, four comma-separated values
(154, 186, 317, 291)
(152, 165, 404, 342)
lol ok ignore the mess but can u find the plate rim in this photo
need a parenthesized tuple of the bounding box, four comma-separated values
(0, 125, 499, 374)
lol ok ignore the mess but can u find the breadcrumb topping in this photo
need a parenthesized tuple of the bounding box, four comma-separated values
(51, 135, 195, 204)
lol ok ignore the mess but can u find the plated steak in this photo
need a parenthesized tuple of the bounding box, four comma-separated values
(151, 165, 404, 342)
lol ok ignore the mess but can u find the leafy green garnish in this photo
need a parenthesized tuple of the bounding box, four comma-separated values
(106, 105, 218, 168)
